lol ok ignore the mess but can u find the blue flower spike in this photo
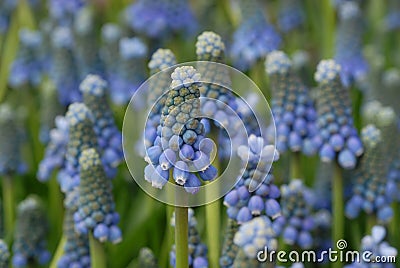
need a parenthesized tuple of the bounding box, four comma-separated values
(314, 59, 363, 169)
(12, 196, 50, 268)
(144, 66, 217, 194)
(265, 51, 319, 155)
(74, 148, 122, 244)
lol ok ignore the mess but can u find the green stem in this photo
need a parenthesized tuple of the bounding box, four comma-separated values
(174, 206, 188, 268)
(48, 176, 63, 250)
(321, 0, 335, 58)
(290, 152, 302, 179)
(49, 234, 66, 268)
(390, 202, 399, 249)
(89, 232, 107, 268)
(332, 163, 343, 268)
(3, 175, 15, 240)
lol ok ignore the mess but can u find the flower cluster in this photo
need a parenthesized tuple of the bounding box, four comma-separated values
(334, 0, 368, 86)
(0, 239, 9, 268)
(79, 75, 123, 178)
(73, 7, 103, 79)
(58, 190, 90, 268)
(277, 179, 316, 249)
(48, 0, 85, 26)
(231, 0, 281, 71)
(74, 148, 122, 243)
(124, 0, 197, 39)
(0, 104, 26, 175)
(265, 51, 319, 155)
(50, 26, 81, 105)
(12, 196, 50, 268)
(314, 60, 363, 169)
(233, 216, 278, 260)
(9, 29, 45, 88)
(111, 37, 148, 104)
(220, 219, 239, 268)
(223, 135, 281, 223)
(0, 0, 16, 34)
(100, 23, 122, 88)
(144, 66, 217, 192)
(346, 125, 393, 222)
(277, 0, 304, 32)
(170, 209, 208, 268)
(144, 48, 177, 149)
(138, 248, 159, 268)
(345, 226, 398, 268)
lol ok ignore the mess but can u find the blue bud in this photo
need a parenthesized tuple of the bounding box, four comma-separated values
(224, 190, 239, 206)
(289, 132, 302, 151)
(320, 144, 335, 162)
(193, 152, 210, 171)
(108, 225, 122, 244)
(338, 149, 356, 169)
(173, 161, 190, 185)
(198, 165, 217, 181)
(94, 224, 109, 242)
(159, 148, 176, 170)
(283, 226, 298, 245)
(237, 207, 252, 224)
(265, 199, 281, 219)
(179, 144, 195, 161)
(183, 130, 198, 145)
(298, 231, 313, 249)
(146, 146, 162, 164)
(329, 134, 345, 151)
(199, 138, 214, 155)
(169, 135, 182, 151)
(184, 174, 201, 194)
(248, 196, 265, 215)
(346, 136, 363, 156)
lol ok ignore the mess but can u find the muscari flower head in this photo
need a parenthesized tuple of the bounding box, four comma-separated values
(345, 225, 398, 268)
(58, 103, 98, 192)
(231, 0, 281, 71)
(80, 75, 123, 177)
(345, 124, 393, 222)
(124, 0, 197, 39)
(265, 51, 319, 155)
(12, 196, 50, 268)
(49, 0, 85, 26)
(51, 26, 81, 105)
(334, 0, 368, 87)
(0, 239, 10, 268)
(144, 48, 177, 149)
(74, 148, 122, 243)
(220, 219, 239, 268)
(385, 0, 400, 31)
(170, 209, 208, 268)
(277, 0, 305, 32)
(314, 59, 363, 169)
(73, 7, 103, 79)
(224, 135, 281, 224)
(139, 248, 159, 268)
(100, 23, 122, 82)
(144, 66, 217, 193)
(39, 80, 63, 144)
(58, 190, 90, 268)
(234, 216, 278, 260)
(0, 104, 26, 175)
(9, 28, 44, 88)
(110, 37, 148, 105)
(277, 179, 316, 249)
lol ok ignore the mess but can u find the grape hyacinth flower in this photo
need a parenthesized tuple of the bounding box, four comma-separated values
(278, 179, 316, 249)
(345, 226, 398, 268)
(0, 104, 26, 175)
(334, 1, 368, 87)
(74, 148, 122, 243)
(79, 75, 123, 178)
(12, 196, 50, 268)
(58, 103, 98, 192)
(37, 116, 69, 181)
(111, 37, 148, 105)
(144, 48, 177, 150)
(48, 0, 85, 26)
(223, 135, 281, 223)
(220, 219, 239, 268)
(0, 0, 16, 34)
(277, 0, 305, 32)
(233, 216, 278, 264)
(100, 23, 122, 89)
(50, 26, 81, 105)
(170, 209, 208, 268)
(0, 239, 9, 267)
(58, 190, 90, 268)
(39, 80, 63, 144)
(9, 29, 44, 88)
(345, 125, 393, 222)
(144, 66, 217, 193)
(73, 7, 103, 78)
(314, 60, 363, 169)
(231, 0, 281, 71)
(124, 0, 197, 39)
(139, 248, 159, 268)
(265, 51, 319, 155)
(385, 0, 400, 31)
